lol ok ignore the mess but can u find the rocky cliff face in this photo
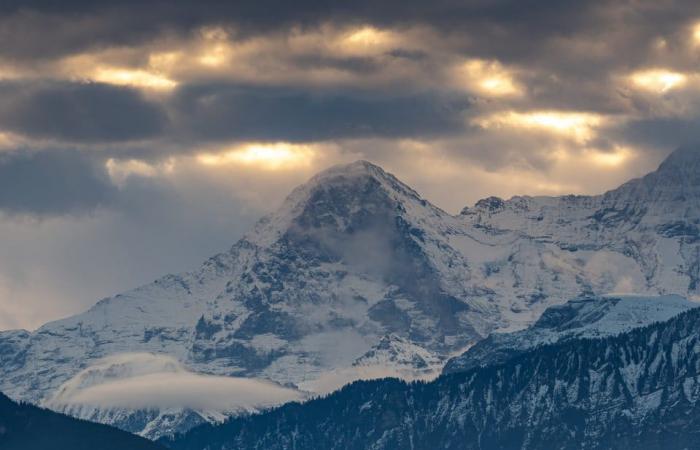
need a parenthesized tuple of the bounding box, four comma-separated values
(2, 148, 700, 438)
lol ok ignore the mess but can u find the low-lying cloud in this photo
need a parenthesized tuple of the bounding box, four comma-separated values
(46, 353, 303, 411)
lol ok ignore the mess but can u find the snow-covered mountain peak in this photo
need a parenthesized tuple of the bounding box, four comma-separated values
(245, 160, 439, 248)
(656, 145, 700, 177)
(281, 159, 423, 212)
(605, 146, 700, 207)
(4, 153, 700, 437)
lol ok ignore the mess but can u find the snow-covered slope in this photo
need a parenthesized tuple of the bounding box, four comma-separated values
(2, 148, 700, 437)
(442, 294, 696, 374)
(165, 306, 700, 450)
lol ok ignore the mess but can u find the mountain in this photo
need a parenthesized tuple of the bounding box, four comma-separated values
(0, 391, 163, 450)
(443, 294, 695, 375)
(2, 148, 700, 437)
(163, 305, 700, 450)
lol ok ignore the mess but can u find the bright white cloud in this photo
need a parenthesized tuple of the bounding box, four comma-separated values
(693, 22, 700, 45)
(197, 142, 322, 170)
(454, 59, 523, 97)
(629, 69, 687, 93)
(90, 67, 177, 90)
(473, 110, 607, 143)
(46, 353, 304, 411)
(105, 158, 174, 186)
(337, 26, 402, 56)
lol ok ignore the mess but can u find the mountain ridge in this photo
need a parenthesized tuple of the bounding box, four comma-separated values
(164, 304, 700, 450)
(0, 391, 164, 450)
(2, 146, 700, 437)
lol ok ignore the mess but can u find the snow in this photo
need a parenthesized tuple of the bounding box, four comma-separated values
(2, 148, 700, 437)
(443, 294, 697, 375)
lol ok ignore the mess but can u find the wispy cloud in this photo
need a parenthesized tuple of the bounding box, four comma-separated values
(46, 353, 303, 411)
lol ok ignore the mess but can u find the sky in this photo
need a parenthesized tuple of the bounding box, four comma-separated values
(1, 0, 700, 330)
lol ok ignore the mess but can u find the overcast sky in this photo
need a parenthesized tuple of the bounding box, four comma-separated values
(1, 0, 700, 330)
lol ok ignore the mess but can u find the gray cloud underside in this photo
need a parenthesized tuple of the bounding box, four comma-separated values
(170, 85, 471, 142)
(0, 0, 697, 67)
(0, 150, 115, 215)
(0, 82, 167, 142)
(0, 0, 696, 151)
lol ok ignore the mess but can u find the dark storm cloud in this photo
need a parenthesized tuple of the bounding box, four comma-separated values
(612, 117, 700, 151)
(0, 82, 167, 142)
(0, 150, 116, 216)
(2, 0, 695, 65)
(169, 85, 470, 142)
(0, 0, 697, 145)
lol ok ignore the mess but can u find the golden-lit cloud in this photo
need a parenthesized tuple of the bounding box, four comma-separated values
(90, 67, 177, 90)
(587, 147, 632, 168)
(550, 146, 633, 169)
(628, 69, 687, 93)
(337, 26, 402, 55)
(0, 63, 23, 81)
(355, 138, 649, 214)
(195, 26, 233, 67)
(197, 143, 318, 170)
(198, 45, 231, 67)
(58, 52, 178, 90)
(105, 158, 175, 186)
(455, 59, 523, 97)
(693, 22, 700, 45)
(1, 24, 444, 91)
(473, 110, 606, 143)
(0, 131, 24, 150)
(148, 52, 181, 71)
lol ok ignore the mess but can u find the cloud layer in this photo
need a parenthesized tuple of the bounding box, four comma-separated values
(46, 353, 303, 411)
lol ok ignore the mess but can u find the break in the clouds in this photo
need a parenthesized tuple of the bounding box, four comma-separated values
(2, 0, 700, 329)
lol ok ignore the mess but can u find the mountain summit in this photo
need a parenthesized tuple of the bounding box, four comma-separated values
(656, 146, 700, 178)
(2, 150, 700, 437)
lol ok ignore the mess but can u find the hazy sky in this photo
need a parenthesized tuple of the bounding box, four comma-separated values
(1, 0, 700, 330)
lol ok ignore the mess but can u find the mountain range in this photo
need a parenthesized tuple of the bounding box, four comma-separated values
(1, 146, 700, 438)
(163, 300, 700, 450)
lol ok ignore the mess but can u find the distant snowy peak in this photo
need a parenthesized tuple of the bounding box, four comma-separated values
(247, 160, 433, 242)
(352, 334, 442, 373)
(654, 145, 700, 179)
(603, 146, 700, 212)
(532, 294, 695, 333)
(462, 146, 700, 219)
(443, 294, 697, 375)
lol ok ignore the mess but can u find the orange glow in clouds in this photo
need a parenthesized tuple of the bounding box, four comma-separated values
(197, 143, 316, 170)
(629, 69, 687, 93)
(474, 110, 605, 143)
(458, 60, 522, 97)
